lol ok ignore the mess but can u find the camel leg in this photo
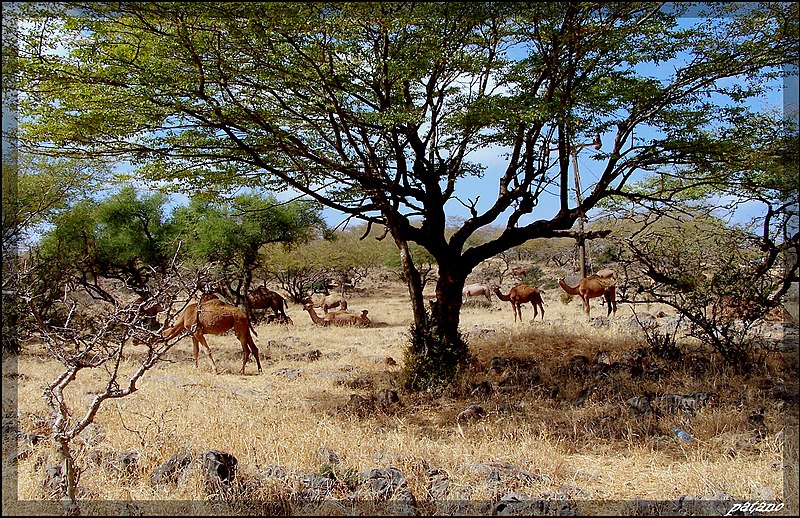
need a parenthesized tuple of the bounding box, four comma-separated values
(248, 335, 262, 373)
(608, 287, 617, 316)
(236, 329, 262, 374)
(530, 302, 537, 321)
(191, 337, 200, 368)
(239, 336, 250, 374)
(194, 333, 218, 374)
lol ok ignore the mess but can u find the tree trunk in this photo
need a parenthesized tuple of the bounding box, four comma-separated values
(395, 238, 427, 335)
(396, 236, 470, 389)
(431, 268, 467, 347)
(55, 439, 80, 516)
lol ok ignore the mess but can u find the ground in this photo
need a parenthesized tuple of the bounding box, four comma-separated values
(3, 284, 798, 516)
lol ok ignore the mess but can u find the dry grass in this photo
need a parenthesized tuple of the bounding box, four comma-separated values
(3, 286, 797, 515)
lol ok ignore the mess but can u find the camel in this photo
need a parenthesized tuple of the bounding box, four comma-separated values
(511, 267, 530, 277)
(491, 284, 545, 322)
(462, 283, 492, 303)
(247, 286, 292, 324)
(162, 294, 262, 374)
(303, 303, 371, 327)
(595, 268, 615, 281)
(558, 275, 617, 317)
(303, 292, 348, 313)
(128, 294, 165, 331)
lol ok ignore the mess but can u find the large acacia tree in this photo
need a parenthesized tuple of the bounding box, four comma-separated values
(9, 2, 797, 386)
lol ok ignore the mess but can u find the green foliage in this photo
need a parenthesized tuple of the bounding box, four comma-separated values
(520, 266, 544, 286)
(318, 464, 359, 492)
(36, 186, 178, 292)
(94, 186, 175, 275)
(559, 293, 574, 305)
(401, 318, 469, 392)
(172, 193, 326, 300)
(593, 245, 622, 266)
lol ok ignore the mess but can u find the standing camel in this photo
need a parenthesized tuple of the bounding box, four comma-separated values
(162, 294, 262, 374)
(511, 267, 530, 278)
(595, 268, 615, 281)
(303, 292, 348, 313)
(462, 283, 492, 303)
(247, 286, 292, 324)
(491, 284, 545, 322)
(558, 275, 617, 317)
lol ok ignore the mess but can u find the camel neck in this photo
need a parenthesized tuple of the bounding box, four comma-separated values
(492, 288, 511, 301)
(559, 279, 580, 295)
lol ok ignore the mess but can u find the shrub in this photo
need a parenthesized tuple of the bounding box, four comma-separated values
(401, 318, 470, 392)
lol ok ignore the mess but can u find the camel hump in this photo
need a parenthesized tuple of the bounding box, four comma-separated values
(598, 277, 615, 288)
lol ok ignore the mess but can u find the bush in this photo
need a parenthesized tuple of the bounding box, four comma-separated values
(520, 266, 544, 286)
(560, 293, 574, 305)
(401, 318, 470, 392)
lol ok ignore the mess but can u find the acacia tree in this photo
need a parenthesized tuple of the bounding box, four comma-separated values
(171, 193, 326, 316)
(35, 185, 177, 307)
(10, 2, 797, 387)
(2, 156, 107, 353)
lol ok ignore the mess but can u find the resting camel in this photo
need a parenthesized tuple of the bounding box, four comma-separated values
(303, 292, 348, 313)
(491, 284, 545, 322)
(558, 275, 617, 317)
(303, 303, 371, 327)
(247, 286, 292, 324)
(162, 294, 262, 374)
(462, 283, 492, 303)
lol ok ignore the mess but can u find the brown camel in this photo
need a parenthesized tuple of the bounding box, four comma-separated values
(162, 294, 262, 374)
(128, 294, 165, 331)
(558, 275, 617, 317)
(462, 283, 492, 303)
(303, 292, 348, 313)
(491, 284, 545, 322)
(247, 286, 292, 324)
(303, 303, 371, 327)
(511, 266, 530, 277)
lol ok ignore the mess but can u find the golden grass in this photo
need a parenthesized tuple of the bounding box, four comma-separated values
(3, 288, 797, 515)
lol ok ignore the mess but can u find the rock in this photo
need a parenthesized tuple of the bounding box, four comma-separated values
(457, 404, 486, 422)
(150, 449, 194, 487)
(627, 395, 654, 416)
(201, 449, 238, 489)
(377, 389, 402, 412)
(354, 467, 417, 515)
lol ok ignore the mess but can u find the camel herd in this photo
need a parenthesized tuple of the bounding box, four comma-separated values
(151, 287, 374, 374)
(151, 269, 618, 375)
